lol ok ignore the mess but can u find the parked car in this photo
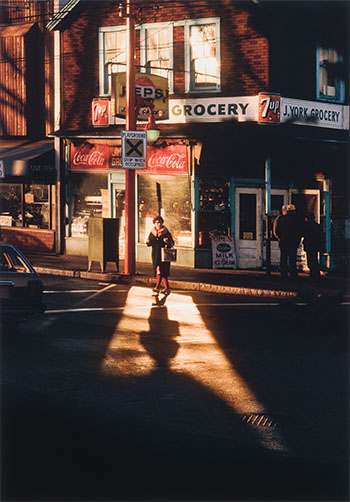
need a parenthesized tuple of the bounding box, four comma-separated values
(0, 243, 45, 329)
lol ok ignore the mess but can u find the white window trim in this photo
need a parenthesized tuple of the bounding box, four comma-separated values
(140, 22, 174, 94)
(99, 25, 129, 96)
(184, 17, 221, 94)
(316, 45, 345, 104)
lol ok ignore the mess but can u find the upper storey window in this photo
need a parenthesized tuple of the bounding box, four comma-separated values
(99, 26, 126, 95)
(185, 18, 220, 93)
(317, 46, 345, 103)
(140, 23, 173, 92)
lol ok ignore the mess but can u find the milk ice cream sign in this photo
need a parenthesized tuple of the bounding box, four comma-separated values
(212, 235, 236, 269)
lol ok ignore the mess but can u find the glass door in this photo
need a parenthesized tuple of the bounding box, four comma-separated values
(112, 185, 125, 259)
(235, 188, 262, 269)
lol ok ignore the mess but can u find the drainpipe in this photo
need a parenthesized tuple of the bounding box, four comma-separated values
(265, 156, 271, 275)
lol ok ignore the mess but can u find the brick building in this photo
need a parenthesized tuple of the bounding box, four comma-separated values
(43, 0, 350, 270)
(0, 0, 62, 253)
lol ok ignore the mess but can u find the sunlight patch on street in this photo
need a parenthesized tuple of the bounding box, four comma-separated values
(100, 286, 288, 453)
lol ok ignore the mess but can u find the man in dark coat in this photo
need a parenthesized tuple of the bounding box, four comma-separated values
(303, 212, 324, 281)
(146, 215, 174, 293)
(274, 204, 302, 279)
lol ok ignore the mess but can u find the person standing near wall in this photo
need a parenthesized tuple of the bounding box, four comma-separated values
(303, 212, 324, 281)
(273, 204, 288, 240)
(146, 215, 174, 293)
(274, 204, 302, 279)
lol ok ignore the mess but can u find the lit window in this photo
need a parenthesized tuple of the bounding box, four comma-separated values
(317, 46, 344, 102)
(141, 23, 173, 93)
(185, 18, 220, 93)
(99, 27, 127, 95)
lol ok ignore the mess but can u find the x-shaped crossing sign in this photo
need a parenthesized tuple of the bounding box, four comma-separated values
(122, 130, 147, 169)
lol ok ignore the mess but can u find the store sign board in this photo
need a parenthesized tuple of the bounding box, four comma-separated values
(169, 97, 258, 123)
(211, 235, 237, 269)
(92, 98, 110, 127)
(258, 93, 281, 124)
(280, 98, 348, 130)
(70, 143, 110, 170)
(122, 131, 147, 169)
(112, 73, 169, 120)
(144, 145, 188, 174)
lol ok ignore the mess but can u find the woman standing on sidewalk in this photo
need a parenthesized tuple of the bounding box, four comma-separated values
(146, 216, 174, 293)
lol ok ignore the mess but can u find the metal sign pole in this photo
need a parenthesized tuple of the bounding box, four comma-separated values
(124, 0, 136, 275)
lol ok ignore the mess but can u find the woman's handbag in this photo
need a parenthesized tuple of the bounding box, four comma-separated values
(161, 247, 177, 262)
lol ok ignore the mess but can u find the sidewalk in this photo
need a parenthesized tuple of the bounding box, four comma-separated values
(26, 252, 349, 299)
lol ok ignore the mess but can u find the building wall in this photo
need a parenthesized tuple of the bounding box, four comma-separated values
(59, 0, 269, 131)
(0, 0, 55, 138)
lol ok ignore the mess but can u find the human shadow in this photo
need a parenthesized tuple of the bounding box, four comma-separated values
(139, 306, 179, 370)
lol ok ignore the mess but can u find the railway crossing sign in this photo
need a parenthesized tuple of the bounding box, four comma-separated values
(121, 130, 147, 169)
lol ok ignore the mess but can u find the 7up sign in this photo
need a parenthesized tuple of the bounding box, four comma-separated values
(258, 93, 281, 124)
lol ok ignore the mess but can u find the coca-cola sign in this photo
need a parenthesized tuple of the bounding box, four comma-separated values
(70, 143, 110, 170)
(146, 145, 188, 174)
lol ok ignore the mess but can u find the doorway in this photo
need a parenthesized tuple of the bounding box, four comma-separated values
(112, 185, 125, 259)
(235, 187, 320, 269)
(235, 188, 263, 269)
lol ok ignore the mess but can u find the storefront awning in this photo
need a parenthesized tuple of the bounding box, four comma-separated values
(0, 140, 55, 180)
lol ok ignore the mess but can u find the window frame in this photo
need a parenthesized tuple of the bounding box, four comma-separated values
(316, 45, 345, 103)
(140, 22, 174, 94)
(184, 17, 221, 94)
(99, 25, 127, 96)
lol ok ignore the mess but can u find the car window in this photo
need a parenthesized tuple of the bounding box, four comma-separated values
(0, 248, 31, 273)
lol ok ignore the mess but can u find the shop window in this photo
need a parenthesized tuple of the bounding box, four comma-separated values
(24, 184, 50, 229)
(138, 175, 192, 247)
(317, 46, 345, 102)
(99, 26, 127, 95)
(198, 178, 230, 247)
(141, 23, 173, 92)
(70, 173, 108, 237)
(0, 183, 55, 230)
(185, 18, 220, 93)
(0, 184, 22, 227)
(239, 193, 256, 240)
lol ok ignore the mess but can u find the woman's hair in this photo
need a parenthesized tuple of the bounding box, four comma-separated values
(153, 215, 164, 224)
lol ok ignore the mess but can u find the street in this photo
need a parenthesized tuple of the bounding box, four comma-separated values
(1, 274, 349, 501)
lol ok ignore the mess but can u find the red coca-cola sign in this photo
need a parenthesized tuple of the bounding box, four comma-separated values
(70, 143, 110, 170)
(146, 145, 188, 174)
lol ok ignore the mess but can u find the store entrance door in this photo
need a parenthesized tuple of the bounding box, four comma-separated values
(112, 185, 125, 259)
(235, 188, 263, 269)
(266, 189, 289, 267)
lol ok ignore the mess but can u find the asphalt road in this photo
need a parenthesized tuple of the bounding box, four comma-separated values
(1, 275, 349, 501)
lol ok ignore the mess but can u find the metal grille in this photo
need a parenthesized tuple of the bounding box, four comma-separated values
(241, 413, 304, 428)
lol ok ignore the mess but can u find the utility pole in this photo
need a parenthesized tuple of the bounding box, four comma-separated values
(124, 0, 136, 275)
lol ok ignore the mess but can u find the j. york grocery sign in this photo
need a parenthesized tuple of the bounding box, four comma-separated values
(145, 145, 188, 174)
(258, 94, 348, 130)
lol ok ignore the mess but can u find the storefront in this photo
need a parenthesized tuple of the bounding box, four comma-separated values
(58, 93, 348, 270)
(0, 140, 57, 253)
(64, 137, 196, 266)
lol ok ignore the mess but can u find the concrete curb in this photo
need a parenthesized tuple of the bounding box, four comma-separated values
(34, 266, 298, 298)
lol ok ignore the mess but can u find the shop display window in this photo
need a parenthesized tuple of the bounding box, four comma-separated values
(198, 177, 231, 247)
(24, 184, 50, 229)
(70, 173, 108, 237)
(0, 185, 22, 227)
(138, 175, 192, 247)
(0, 183, 54, 230)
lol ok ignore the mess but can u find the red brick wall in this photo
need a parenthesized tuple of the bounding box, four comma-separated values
(60, 1, 269, 130)
(1, 227, 56, 254)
